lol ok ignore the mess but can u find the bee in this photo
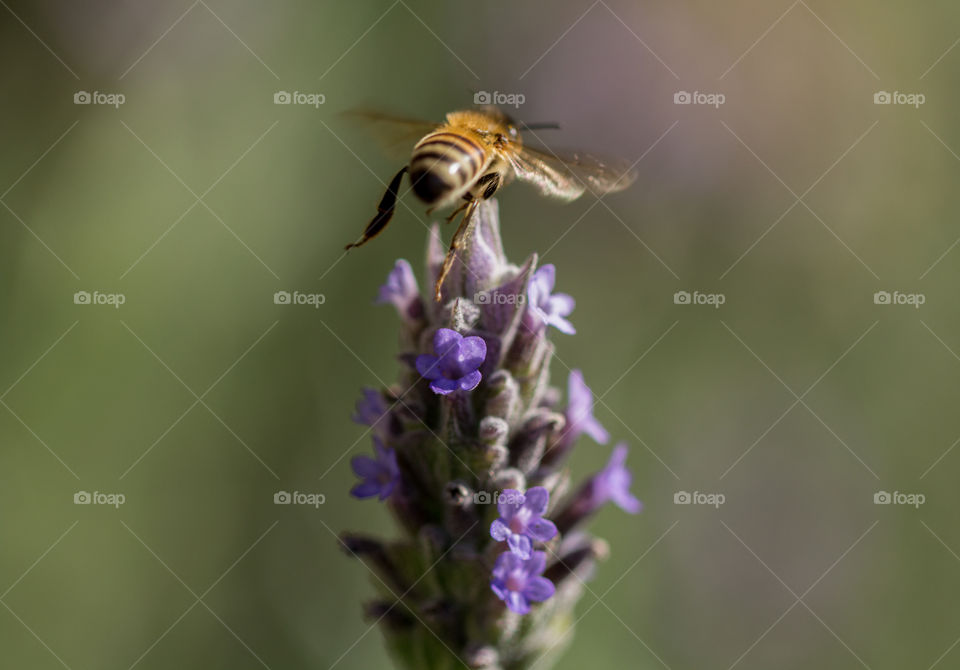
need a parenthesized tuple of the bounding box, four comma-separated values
(345, 106, 637, 301)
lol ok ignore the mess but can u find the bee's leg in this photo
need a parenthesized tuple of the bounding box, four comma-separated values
(345, 167, 407, 250)
(443, 200, 470, 225)
(434, 198, 479, 302)
(426, 194, 470, 219)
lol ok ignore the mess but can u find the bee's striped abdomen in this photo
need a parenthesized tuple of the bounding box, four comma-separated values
(409, 131, 486, 205)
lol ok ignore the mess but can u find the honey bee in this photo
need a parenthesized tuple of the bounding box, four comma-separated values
(345, 106, 637, 301)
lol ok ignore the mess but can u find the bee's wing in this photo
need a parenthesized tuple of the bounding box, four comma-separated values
(341, 108, 441, 158)
(508, 145, 638, 202)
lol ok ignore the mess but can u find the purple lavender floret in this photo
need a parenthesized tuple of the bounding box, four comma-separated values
(341, 200, 641, 670)
(490, 487, 558, 559)
(565, 369, 610, 444)
(415, 328, 486, 395)
(351, 387, 387, 427)
(376, 258, 421, 319)
(591, 443, 643, 513)
(554, 443, 642, 534)
(350, 437, 399, 501)
(527, 264, 576, 334)
(490, 550, 556, 615)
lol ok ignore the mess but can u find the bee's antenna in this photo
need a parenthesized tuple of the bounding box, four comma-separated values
(519, 121, 561, 131)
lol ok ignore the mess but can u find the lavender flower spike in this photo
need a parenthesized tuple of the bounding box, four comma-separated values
(566, 370, 610, 444)
(527, 264, 576, 334)
(341, 200, 642, 670)
(490, 551, 556, 615)
(490, 487, 558, 559)
(415, 328, 486, 395)
(350, 437, 400, 501)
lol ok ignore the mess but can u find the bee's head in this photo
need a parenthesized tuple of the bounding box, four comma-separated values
(496, 111, 520, 138)
(473, 105, 518, 137)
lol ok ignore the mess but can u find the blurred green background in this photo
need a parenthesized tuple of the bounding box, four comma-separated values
(2, 1, 960, 668)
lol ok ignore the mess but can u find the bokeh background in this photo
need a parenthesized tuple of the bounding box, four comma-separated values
(2, 1, 960, 668)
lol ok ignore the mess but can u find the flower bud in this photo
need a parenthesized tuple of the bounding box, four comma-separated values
(510, 409, 566, 474)
(491, 467, 526, 493)
(463, 643, 500, 669)
(484, 370, 521, 426)
(478, 416, 509, 447)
